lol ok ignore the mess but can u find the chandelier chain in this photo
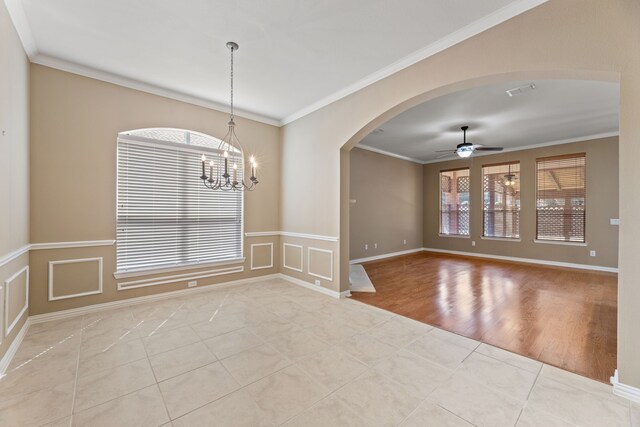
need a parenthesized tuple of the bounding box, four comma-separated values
(230, 45, 234, 121)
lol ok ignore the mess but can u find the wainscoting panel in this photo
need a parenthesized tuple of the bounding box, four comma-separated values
(308, 247, 334, 281)
(283, 243, 304, 272)
(48, 258, 103, 301)
(4, 266, 29, 335)
(251, 243, 274, 270)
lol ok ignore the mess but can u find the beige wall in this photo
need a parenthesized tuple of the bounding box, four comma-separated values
(423, 137, 619, 268)
(0, 0, 30, 360)
(280, 1, 640, 386)
(28, 64, 281, 315)
(349, 147, 423, 260)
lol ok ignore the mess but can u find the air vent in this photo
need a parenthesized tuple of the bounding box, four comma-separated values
(506, 83, 536, 97)
(370, 128, 385, 135)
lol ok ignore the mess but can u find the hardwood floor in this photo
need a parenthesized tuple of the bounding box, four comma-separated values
(351, 252, 617, 383)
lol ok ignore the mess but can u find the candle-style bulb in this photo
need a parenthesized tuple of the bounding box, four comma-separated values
(201, 154, 206, 161)
(233, 163, 238, 170)
(250, 156, 255, 164)
(224, 151, 228, 158)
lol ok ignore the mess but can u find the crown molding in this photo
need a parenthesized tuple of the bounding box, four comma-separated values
(31, 54, 281, 126)
(420, 131, 620, 165)
(3, 0, 37, 57)
(355, 144, 424, 164)
(5, 0, 547, 128)
(280, 0, 549, 125)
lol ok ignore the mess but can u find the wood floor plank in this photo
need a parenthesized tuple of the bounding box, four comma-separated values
(351, 252, 617, 383)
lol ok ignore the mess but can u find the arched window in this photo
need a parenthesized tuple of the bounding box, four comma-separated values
(116, 128, 243, 274)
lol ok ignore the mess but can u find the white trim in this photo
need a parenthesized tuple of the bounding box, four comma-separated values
(283, 244, 304, 273)
(30, 240, 115, 250)
(0, 318, 30, 376)
(48, 257, 103, 301)
(117, 266, 244, 290)
(28, 273, 347, 326)
(250, 243, 274, 271)
(6, 0, 547, 127)
(245, 231, 339, 242)
(31, 274, 280, 324)
(355, 145, 423, 164)
(533, 239, 587, 247)
(281, 231, 339, 242)
(439, 234, 471, 239)
(611, 370, 640, 403)
(349, 248, 424, 265)
(245, 231, 280, 237)
(281, 0, 549, 124)
(481, 236, 522, 242)
(421, 132, 619, 165)
(4, 266, 29, 336)
(278, 274, 349, 299)
(307, 247, 334, 282)
(30, 54, 280, 126)
(422, 248, 618, 273)
(113, 257, 246, 280)
(0, 244, 30, 268)
(2, 0, 37, 57)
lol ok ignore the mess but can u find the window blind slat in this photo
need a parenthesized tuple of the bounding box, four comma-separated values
(482, 163, 520, 239)
(117, 131, 243, 273)
(439, 168, 470, 236)
(535, 154, 586, 242)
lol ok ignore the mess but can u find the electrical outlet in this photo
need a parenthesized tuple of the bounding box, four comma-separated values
(403, 239, 407, 245)
(590, 250, 596, 257)
(314, 280, 321, 286)
(472, 241, 476, 246)
(365, 244, 368, 250)
(374, 243, 377, 249)
(188, 281, 197, 288)
(610, 218, 620, 225)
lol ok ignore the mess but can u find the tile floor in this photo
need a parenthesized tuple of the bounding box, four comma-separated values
(0, 277, 636, 426)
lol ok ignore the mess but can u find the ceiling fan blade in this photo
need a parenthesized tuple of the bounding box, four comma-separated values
(475, 147, 503, 151)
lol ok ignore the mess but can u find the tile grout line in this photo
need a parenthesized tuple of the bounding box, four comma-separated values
(139, 314, 174, 425)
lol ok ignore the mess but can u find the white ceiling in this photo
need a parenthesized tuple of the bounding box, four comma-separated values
(358, 79, 620, 163)
(5, 0, 548, 125)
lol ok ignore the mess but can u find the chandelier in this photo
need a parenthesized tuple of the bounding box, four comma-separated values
(200, 41, 258, 191)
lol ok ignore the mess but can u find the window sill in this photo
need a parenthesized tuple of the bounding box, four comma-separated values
(439, 234, 470, 239)
(114, 257, 246, 280)
(481, 236, 521, 242)
(533, 240, 587, 247)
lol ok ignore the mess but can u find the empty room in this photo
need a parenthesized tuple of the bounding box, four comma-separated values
(0, 1, 639, 426)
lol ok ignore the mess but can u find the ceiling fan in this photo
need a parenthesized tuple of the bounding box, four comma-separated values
(436, 126, 504, 158)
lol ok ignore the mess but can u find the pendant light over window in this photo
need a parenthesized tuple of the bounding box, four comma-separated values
(200, 42, 258, 191)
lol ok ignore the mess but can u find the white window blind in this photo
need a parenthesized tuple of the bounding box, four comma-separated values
(117, 129, 243, 273)
(440, 168, 470, 236)
(483, 162, 520, 239)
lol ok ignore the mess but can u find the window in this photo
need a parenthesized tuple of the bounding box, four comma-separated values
(116, 128, 243, 273)
(440, 168, 470, 236)
(536, 153, 586, 242)
(483, 162, 520, 238)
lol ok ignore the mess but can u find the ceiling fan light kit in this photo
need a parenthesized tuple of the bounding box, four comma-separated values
(436, 125, 505, 159)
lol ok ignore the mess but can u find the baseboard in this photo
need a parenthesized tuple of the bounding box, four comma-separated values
(611, 369, 640, 403)
(277, 273, 349, 298)
(349, 248, 424, 265)
(0, 317, 30, 375)
(422, 248, 618, 273)
(29, 271, 349, 324)
(30, 274, 281, 324)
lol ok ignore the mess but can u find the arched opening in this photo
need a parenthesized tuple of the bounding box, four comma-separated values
(339, 72, 620, 382)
